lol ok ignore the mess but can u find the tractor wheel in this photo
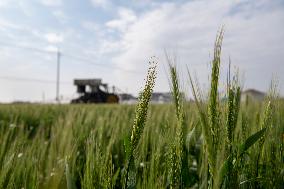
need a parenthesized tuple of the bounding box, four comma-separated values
(106, 95, 119, 103)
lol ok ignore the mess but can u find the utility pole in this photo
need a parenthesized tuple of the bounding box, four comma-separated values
(56, 48, 61, 103)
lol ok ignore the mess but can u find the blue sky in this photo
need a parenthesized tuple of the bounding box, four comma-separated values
(0, 0, 283, 102)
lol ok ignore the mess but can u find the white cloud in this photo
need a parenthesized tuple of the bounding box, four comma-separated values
(52, 10, 68, 22)
(17, 1, 36, 17)
(44, 33, 63, 44)
(102, 1, 284, 94)
(41, 0, 62, 7)
(0, 1, 9, 8)
(82, 21, 101, 32)
(106, 8, 137, 32)
(45, 45, 58, 52)
(0, 18, 21, 30)
(90, 0, 110, 9)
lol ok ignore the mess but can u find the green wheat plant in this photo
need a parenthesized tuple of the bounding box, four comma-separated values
(187, 28, 276, 189)
(125, 57, 157, 189)
(168, 62, 184, 188)
(188, 28, 225, 188)
(166, 53, 198, 188)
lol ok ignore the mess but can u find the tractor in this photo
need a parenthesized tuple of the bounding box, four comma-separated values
(71, 79, 119, 104)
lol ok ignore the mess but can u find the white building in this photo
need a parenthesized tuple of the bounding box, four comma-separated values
(241, 89, 266, 102)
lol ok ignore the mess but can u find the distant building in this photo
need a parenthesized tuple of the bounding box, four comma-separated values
(119, 92, 185, 104)
(151, 92, 173, 103)
(119, 92, 175, 104)
(118, 93, 138, 104)
(241, 89, 266, 102)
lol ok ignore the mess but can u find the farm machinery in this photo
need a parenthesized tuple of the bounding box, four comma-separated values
(71, 79, 119, 104)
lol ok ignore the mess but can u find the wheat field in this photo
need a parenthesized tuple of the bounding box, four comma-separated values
(0, 31, 283, 189)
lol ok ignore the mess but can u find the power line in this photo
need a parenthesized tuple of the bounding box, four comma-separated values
(0, 76, 129, 95)
(0, 41, 147, 101)
(0, 41, 56, 55)
(0, 76, 71, 85)
(0, 41, 146, 75)
(61, 53, 145, 75)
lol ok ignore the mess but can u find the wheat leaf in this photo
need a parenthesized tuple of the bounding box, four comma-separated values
(239, 127, 267, 156)
(124, 134, 131, 160)
(65, 158, 77, 189)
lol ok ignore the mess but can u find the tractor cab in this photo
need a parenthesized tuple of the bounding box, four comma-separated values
(71, 79, 119, 104)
